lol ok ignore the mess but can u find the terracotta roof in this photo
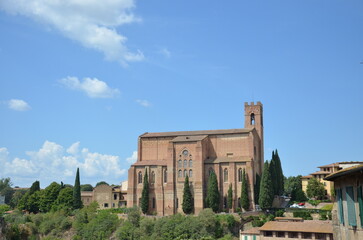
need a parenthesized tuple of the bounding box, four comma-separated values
(171, 135, 208, 142)
(318, 163, 339, 168)
(301, 175, 313, 179)
(259, 220, 333, 234)
(133, 160, 167, 166)
(275, 217, 303, 222)
(241, 227, 260, 235)
(205, 156, 251, 164)
(311, 171, 330, 175)
(325, 164, 363, 181)
(140, 128, 252, 138)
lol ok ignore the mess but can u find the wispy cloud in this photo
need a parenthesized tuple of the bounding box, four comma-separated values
(7, 99, 31, 111)
(0, 0, 144, 66)
(136, 99, 151, 107)
(126, 151, 137, 164)
(160, 47, 171, 58)
(59, 76, 120, 98)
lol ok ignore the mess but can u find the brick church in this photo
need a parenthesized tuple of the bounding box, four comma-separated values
(127, 102, 264, 215)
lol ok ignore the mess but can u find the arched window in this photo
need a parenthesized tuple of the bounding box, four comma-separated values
(178, 170, 182, 178)
(189, 160, 193, 168)
(224, 168, 228, 182)
(138, 172, 142, 184)
(189, 169, 193, 178)
(164, 170, 167, 183)
(250, 113, 255, 125)
(151, 171, 155, 183)
(238, 168, 242, 182)
(178, 160, 182, 168)
(184, 169, 187, 177)
(184, 160, 187, 168)
(152, 198, 156, 209)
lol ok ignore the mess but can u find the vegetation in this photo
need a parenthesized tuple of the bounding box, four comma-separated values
(80, 184, 93, 191)
(320, 204, 333, 211)
(240, 169, 249, 211)
(227, 184, 233, 210)
(95, 181, 109, 187)
(73, 168, 83, 209)
(141, 169, 149, 214)
(254, 173, 260, 205)
(206, 171, 220, 213)
(306, 177, 325, 200)
(259, 161, 274, 209)
(0, 178, 14, 205)
(284, 175, 307, 202)
(182, 175, 193, 214)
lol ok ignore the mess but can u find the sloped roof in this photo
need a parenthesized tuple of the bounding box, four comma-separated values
(133, 160, 167, 166)
(259, 220, 333, 233)
(241, 227, 260, 235)
(140, 128, 252, 138)
(325, 164, 363, 181)
(311, 171, 331, 175)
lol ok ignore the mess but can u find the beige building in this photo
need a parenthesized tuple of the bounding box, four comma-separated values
(325, 165, 363, 240)
(81, 181, 128, 209)
(301, 162, 363, 199)
(241, 218, 333, 240)
(127, 102, 264, 215)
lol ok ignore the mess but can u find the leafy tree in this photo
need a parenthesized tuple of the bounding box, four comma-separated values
(240, 169, 249, 211)
(285, 175, 307, 202)
(254, 173, 261, 205)
(28, 190, 42, 213)
(73, 168, 83, 209)
(141, 169, 149, 214)
(80, 184, 93, 192)
(227, 184, 233, 210)
(39, 182, 61, 212)
(182, 175, 193, 214)
(0, 177, 14, 205)
(274, 150, 284, 195)
(17, 180, 41, 211)
(95, 181, 109, 187)
(0, 204, 10, 214)
(259, 161, 274, 209)
(206, 171, 220, 212)
(9, 189, 26, 208)
(127, 206, 141, 227)
(29, 180, 40, 194)
(55, 187, 73, 210)
(306, 177, 326, 200)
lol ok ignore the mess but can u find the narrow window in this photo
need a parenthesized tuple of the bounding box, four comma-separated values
(151, 171, 155, 183)
(178, 170, 182, 178)
(346, 186, 357, 226)
(250, 113, 255, 125)
(164, 170, 167, 183)
(152, 198, 156, 209)
(178, 160, 182, 168)
(189, 169, 193, 178)
(223, 197, 227, 209)
(104, 203, 109, 208)
(189, 160, 193, 168)
(138, 172, 143, 184)
(238, 168, 242, 182)
(176, 198, 179, 208)
(114, 194, 117, 200)
(224, 168, 228, 182)
(112, 203, 115, 208)
(184, 169, 187, 177)
(184, 160, 187, 168)
(337, 189, 345, 225)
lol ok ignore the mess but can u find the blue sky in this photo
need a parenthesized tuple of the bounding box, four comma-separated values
(0, 0, 363, 188)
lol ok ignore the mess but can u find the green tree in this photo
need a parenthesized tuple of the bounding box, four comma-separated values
(95, 181, 109, 187)
(284, 175, 307, 202)
(17, 180, 41, 211)
(9, 189, 26, 208)
(254, 173, 261, 205)
(182, 175, 193, 214)
(0, 178, 14, 205)
(73, 168, 83, 209)
(206, 171, 220, 213)
(269, 151, 277, 195)
(227, 184, 233, 210)
(29, 180, 40, 194)
(39, 182, 61, 212)
(80, 184, 93, 191)
(306, 177, 326, 200)
(274, 150, 284, 195)
(241, 169, 249, 211)
(28, 190, 42, 213)
(55, 187, 73, 210)
(259, 161, 274, 209)
(141, 169, 149, 214)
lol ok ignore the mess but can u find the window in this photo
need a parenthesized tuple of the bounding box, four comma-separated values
(346, 186, 357, 227)
(176, 198, 179, 208)
(276, 231, 285, 237)
(184, 160, 187, 168)
(288, 232, 298, 238)
(152, 198, 156, 209)
(337, 188, 344, 225)
(178, 160, 182, 168)
(254, 146, 256, 156)
(302, 232, 312, 239)
(114, 194, 117, 200)
(358, 186, 363, 228)
(151, 171, 155, 184)
(224, 168, 228, 182)
(264, 231, 272, 237)
(112, 203, 115, 208)
(178, 170, 182, 178)
(104, 203, 109, 208)
(250, 113, 255, 125)
(184, 169, 187, 177)
(138, 172, 142, 184)
(189, 169, 193, 178)
(315, 233, 326, 240)
(223, 197, 227, 209)
(164, 170, 167, 183)
(189, 160, 193, 167)
(238, 168, 242, 182)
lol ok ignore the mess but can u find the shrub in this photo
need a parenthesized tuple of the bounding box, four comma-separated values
(293, 211, 312, 220)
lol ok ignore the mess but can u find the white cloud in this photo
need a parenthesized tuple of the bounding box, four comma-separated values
(136, 99, 151, 107)
(126, 151, 137, 163)
(160, 48, 171, 58)
(0, 0, 144, 66)
(60, 76, 120, 98)
(7, 99, 31, 111)
(0, 141, 127, 187)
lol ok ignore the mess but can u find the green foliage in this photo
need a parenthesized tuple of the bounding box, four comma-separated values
(284, 175, 307, 202)
(10, 190, 27, 208)
(54, 187, 73, 211)
(308, 199, 321, 206)
(141, 169, 149, 214)
(0, 177, 14, 205)
(29, 181, 40, 195)
(274, 150, 284, 196)
(39, 182, 62, 212)
(127, 206, 141, 227)
(240, 169, 249, 211)
(292, 210, 312, 220)
(95, 181, 109, 187)
(227, 184, 233, 210)
(182, 175, 193, 214)
(0, 204, 11, 214)
(206, 172, 220, 213)
(306, 177, 325, 200)
(254, 173, 260, 205)
(73, 168, 83, 210)
(259, 161, 274, 209)
(320, 204, 333, 211)
(269, 152, 277, 195)
(275, 209, 285, 217)
(80, 184, 93, 191)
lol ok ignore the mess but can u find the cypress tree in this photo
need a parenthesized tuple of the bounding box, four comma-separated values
(227, 184, 233, 210)
(182, 175, 193, 214)
(73, 168, 83, 209)
(254, 173, 261, 205)
(29, 180, 40, 195)
(141, 169, 149, 214)
(241, 169, 249, 211)
(206, 171, 220, 212)
(270, 151, 278, 196)
(259, 161, 274, 209)
(274, 150, 284, 196)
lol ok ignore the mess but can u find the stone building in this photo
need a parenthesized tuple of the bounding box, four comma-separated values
(81, 181, 128, 209)
(127, 102, 264, 215)
(324, 165, 363, 240)
(302, 162, 363, 199)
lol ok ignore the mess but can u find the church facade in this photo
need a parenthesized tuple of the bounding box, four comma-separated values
(127, 102, 264, 215)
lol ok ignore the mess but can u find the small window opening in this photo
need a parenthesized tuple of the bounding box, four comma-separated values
(250, 113, 255, 125)
(152, 198, 156, 209)
(114, 194, 117, 200)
